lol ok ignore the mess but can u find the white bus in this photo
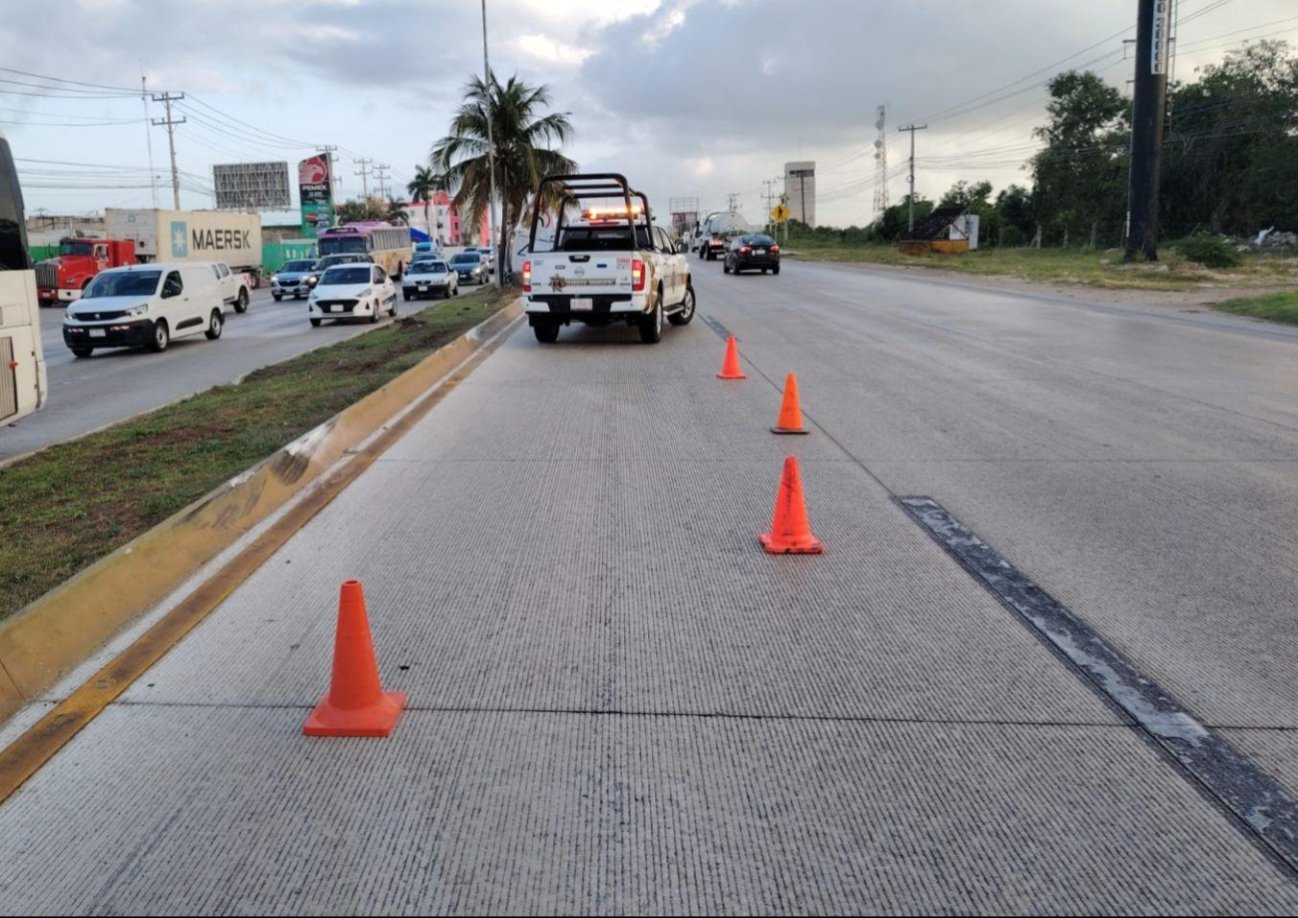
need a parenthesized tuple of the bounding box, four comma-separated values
(0, 129, 47, 426)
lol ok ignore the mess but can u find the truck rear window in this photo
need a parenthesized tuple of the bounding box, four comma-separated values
(555, 227, 651, 252)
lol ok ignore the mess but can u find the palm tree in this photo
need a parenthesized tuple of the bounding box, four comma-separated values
(384, 198, 409, 225)
(407, 165, 443, 243)
(431, 71, 576, 278)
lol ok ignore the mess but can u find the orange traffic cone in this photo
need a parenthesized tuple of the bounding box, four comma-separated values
(304, 580, 407, 737)
(759, 456, 824, 554)
(717, 335, 747, 379)
(771, 373, 809, 435)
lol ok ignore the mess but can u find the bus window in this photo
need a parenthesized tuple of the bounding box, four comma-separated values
(0, 131, 29, 271)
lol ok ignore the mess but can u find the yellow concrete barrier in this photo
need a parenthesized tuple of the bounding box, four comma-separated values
(0, 301, 522, 724)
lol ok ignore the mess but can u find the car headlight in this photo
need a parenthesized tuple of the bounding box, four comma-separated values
(359, 288, 372, 298)
(65, 309, 76, 322)
(126, 304, 148, 318)
(306, 275, 319, 286)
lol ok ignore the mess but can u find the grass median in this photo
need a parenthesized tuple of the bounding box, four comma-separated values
(786, 241, 1297, 292)
(1214, 291, 1298, 326)
(0, 284, 517, 622)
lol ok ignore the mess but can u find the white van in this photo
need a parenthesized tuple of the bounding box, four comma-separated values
(62, 262, 226, 357)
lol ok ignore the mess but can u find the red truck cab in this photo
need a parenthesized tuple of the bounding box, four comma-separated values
(36, 237, 137, 306)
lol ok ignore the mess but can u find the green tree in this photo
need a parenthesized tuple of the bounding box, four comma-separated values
(1162, 40, 1298, 235)
(1031, 70, 1128, 246)
(406, 165, 444, 240)
(995, 184, 1036, 245)
(431, 71, 577, 277)
(872, 194, 933, 241)
(940, 180, 1002, 246)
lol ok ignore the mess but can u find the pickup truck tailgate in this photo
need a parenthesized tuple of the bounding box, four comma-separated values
(529, 253, 633, 298)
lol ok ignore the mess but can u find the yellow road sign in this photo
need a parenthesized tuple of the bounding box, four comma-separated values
(771, 204, 790, 222)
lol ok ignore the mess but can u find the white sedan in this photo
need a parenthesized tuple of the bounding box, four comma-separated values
(308, 263, 398, 327)
(402, 259, 459, 300)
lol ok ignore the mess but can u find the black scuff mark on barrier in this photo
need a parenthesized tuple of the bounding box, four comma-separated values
(897, 495, 1298, 879)
(701, 315, 730, 340)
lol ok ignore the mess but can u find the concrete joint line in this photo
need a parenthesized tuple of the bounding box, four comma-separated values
(899, 495, 1298, 879)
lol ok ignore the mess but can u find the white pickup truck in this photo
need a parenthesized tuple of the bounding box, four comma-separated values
(522, 173, 695, 344)
(211, 261, 251, 314)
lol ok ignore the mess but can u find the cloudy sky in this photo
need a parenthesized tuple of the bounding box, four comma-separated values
(1, 0, 1293, 228)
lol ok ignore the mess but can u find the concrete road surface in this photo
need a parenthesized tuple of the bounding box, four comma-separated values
(0, 286, 457, 462)
(1, 260, 1297, 913)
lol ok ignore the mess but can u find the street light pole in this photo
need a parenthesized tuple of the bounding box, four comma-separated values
(482, 0, 500, 288)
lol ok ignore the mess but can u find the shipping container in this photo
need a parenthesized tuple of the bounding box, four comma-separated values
(105, 209, 264, 285)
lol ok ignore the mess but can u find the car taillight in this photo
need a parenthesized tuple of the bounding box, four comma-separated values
(740, 246, 752, 255)
(770, 245, 780, 253)
(631, 259, 645, 292)
(522, 260, 532, 293)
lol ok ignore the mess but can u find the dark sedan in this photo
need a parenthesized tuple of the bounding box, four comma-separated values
(723, 234, 781, 275)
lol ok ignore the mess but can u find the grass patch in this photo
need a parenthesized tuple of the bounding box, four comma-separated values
(786, 241, 1298, 292)
(0, 285, 517, 621)
(1214, 290, 1298, 325)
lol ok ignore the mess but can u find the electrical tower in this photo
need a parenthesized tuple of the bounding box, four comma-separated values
(873, 104, 889, 219)
(374, 163, 391, 201)
(726, 192, 741, 213)
(150, 91, 186, 210)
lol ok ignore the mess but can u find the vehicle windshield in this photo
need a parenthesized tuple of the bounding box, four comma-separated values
(321, 266, 371, 285)
(82, 271, 160, 299)
(410, 261, 447, 273)
(59, 240, 95, 257)
(281, 260, 315, 272)
(319, 236, 367, 254)
(315, 255, 359, 270)
(450, 253, 480, 265)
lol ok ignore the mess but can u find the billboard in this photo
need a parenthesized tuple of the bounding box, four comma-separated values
(298, 155, 334, 238)
(213, 162, 291, 210)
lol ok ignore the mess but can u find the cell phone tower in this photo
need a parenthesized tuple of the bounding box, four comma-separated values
(873, 104, 889, 219)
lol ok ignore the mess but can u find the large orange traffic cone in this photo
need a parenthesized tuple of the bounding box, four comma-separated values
(759, 456, 824, 554)
(304, 580, 406, 737)
(717, 335, 747, 379)
(771, 373, 809, 435)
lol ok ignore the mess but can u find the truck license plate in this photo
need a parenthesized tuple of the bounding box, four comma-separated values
(89, 329, 106, 338)
(571, 297, 593, 311)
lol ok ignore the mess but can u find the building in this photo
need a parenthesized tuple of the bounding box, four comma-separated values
(399, 193, 492, 247)
(783, 161, 816, 228)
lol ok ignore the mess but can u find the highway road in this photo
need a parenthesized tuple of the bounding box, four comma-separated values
(2, 259, 1298, 912)
(0, 284, 481, 463)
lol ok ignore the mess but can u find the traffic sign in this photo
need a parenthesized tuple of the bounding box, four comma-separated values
(772, 204, 790, 222)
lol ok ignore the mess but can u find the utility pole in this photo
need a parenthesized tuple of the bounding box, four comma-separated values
(763, 179, 777, 233)
(1126, 0, 1172, 261)
(481, 0, 500, 288)
(353, 158, 372, 201)
(727, 192, 741, 213)
(150, 91, 185, 210)
(140, 71, 159, 208)
(897, 123, 927, 233)
(317, 145, 340, 196)
(374, 163, 391, 201)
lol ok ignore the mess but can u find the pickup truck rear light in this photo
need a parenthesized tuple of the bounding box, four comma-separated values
(522, 260, 532, 293)
(632, 259, 645, 292)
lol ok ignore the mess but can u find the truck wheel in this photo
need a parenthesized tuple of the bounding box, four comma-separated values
(205, 309, 224, 340)
(148, 320, 170, 353)
(639, 296, 663, 344)
(668, 286, 696, 326)
(533, 320, 560, 343)
(234, 288, 249, 313)
(71, 347, 93, 359)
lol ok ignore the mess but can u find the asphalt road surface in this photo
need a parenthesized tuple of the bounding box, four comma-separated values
(0, 285, 470, 463)
(2, 259, 1297, 913)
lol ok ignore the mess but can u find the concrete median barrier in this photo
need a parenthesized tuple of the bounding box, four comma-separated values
(0, 301, 523, 725)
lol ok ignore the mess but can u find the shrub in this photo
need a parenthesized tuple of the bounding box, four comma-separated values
(1177, 233, 1241, 269)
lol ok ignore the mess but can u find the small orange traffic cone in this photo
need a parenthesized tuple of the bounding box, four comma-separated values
(717, 335, 747, 379)
(304, 580, 406, 737)
(759, 456, 824, 554)
(771, 373, 809, 435)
